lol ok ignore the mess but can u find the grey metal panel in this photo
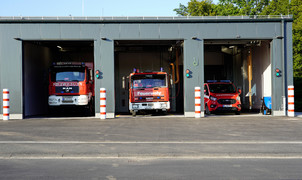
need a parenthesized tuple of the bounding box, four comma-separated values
(100, 24, 120, 40)
(237, 23, 257, 38)
(199, 23, 219, 39)
(179, 24, 199, 39)
(99, 39, 115, 115)
(119, 24, 140, 39)
(183, 39, 204, 114)
(80, 24, 100, 39)
(285, 22, 293, 86)
(20, 24, 41, 39)
(0, 24, 22, 115)
(139, 24, 159, 39)
(217, 23, 237, 39)
(60, 24, 81, 39)
(0, 25, 2, 114)
(271, 39, 284, 113)
(94, 40, 101, 114)
(200, 41, 205, 110)
(257, 23, 278, 38)
(40, 24, 61, 39)
(0, 16, 293, 23)
(159, 24, 179, 39)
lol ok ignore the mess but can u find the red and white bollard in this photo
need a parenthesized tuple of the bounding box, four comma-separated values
(288, 85, 295, 117)
(195, 87, 201, 118)
(3, 89, 9, 120)
(100, 88, 106, 119)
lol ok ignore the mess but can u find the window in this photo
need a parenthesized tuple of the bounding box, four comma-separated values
(204, 85, 209, 95)
(131, 74, 166, 89)
(51, 67, 85, 82)
(208, 84, 236, 93)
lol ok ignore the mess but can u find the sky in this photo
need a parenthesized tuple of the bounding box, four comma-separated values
(0, 0, 219, 17)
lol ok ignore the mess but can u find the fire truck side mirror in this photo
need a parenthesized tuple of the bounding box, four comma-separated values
(238, 88, 242, 95)
(89, 69, 93, 81)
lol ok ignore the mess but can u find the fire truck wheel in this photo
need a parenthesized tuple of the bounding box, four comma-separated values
(49, 107, 55, 116)
(235, 111, 241, 115)
(205, 105, 211, 115)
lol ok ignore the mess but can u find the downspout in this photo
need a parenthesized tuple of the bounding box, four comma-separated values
(247, 47, 253, 110)
(174, 48, 180, 84)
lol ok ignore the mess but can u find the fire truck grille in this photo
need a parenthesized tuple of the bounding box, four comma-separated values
(218, 99, 236, 104)
(56, 86, 79, 93)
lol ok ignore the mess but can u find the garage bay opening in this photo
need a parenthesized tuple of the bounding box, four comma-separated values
(114, 40, 184, 116)
(22, 41, 94, 118)
(204, 40, 272, 114)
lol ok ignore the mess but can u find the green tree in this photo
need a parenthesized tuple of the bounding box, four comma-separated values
(219, 0, 270, 15)
(214, 2, 240, 16)
(174, 0, 216, 16)
(290, 0, 302, 77)
(174, 0, 270, 16)
(174, 3, 189, 16)
(260, 0, 290, 15)
(187, 0, 217, 16)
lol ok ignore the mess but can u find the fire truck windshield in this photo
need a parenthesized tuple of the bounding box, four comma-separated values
(209, 83, 236, 93)
(51, 67, 85, 82)
(131, 74, 166, 89)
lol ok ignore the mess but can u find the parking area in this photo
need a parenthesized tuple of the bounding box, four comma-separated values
(0, 115, 301, 142)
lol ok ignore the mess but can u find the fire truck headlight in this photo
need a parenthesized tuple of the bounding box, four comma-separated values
(78, 95, 89, 103)
(209, 96, 217, 101)
(132, 104, 139, 109)
(49, 96, 57, 102)
(161, 104, 167, 108)
(49, 96, 59, 105)
(49, 98, 55, 102)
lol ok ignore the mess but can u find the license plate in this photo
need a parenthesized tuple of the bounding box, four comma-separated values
(63, 97, 73, 101)
(223, 105, 232, 107)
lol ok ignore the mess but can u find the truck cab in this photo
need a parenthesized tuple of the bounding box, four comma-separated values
(129, 70, 170, 116)
(204, 80, 241, 115)
(48, 62, 94, 114)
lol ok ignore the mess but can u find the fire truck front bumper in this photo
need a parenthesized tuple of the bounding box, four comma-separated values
(48, 95, 89, 106)
(130, 102, 170, 111)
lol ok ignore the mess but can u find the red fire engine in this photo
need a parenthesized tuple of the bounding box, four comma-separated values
(129, 69, 170, 116)
(204, 80, 241, 115)
(48, 62, 94, 114)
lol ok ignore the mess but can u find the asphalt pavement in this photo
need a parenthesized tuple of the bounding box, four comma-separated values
(2, 114, 302, 179)
(0, 114, 302, 159)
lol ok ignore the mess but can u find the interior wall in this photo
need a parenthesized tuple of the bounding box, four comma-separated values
(52, 50, 93, 63)
(23, 42, 52, 117)
(253, 41, 271, 108)
(204, 52, 224, 65)
(241, 41, 271, 109)
(204, 51, 225, 81)
(233, 51, 243, 93)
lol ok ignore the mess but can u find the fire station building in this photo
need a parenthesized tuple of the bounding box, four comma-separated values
(0, 16, 294, 119)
